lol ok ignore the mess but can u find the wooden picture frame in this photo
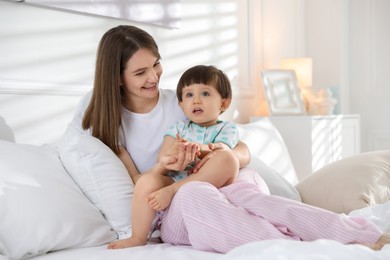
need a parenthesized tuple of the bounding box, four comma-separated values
(261, 70, 306, 115)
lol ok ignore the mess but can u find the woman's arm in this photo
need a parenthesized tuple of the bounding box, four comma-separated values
(233, 141, 251, 168)
(157, 135, 179, 161)
(118, 137, 180, 184)
(118, 146, 141, 184)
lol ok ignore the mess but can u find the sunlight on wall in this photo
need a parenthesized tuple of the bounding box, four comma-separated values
(27, 0, 181, 28)
(0, 0, 246, 93)
(0, 94, 81, 145)
(153, 0, 252, 123)
(155, 1, 243, 93)
(0, 9, 103, 92)
(0, 0, 252, 145)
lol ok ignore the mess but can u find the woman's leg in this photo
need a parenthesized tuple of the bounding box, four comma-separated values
(161, 180, 383, 253)
(234, 166, 270, 194)
(160, 181, 300, 253)
(221, 181, 382, 245)
(108, 173, 174, 249)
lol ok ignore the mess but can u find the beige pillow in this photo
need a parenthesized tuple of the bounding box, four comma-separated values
(296, 150, 390, 214)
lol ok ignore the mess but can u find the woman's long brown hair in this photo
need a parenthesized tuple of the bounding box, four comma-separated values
(82, 25, 160, 154)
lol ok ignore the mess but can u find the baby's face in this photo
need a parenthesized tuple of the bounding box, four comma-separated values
(179, 84, 227, 127)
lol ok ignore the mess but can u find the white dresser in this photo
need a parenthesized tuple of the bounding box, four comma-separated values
(250, 115, 360, 180)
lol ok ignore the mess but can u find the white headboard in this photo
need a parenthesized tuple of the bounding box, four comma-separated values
(0, 88, 83, 145)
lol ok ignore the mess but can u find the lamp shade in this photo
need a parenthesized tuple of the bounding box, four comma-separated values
(281, 58, 313, 88)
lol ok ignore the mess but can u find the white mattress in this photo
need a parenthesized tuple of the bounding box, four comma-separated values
(26, 202, 390, 260)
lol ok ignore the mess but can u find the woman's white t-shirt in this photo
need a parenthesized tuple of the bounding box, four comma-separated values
(68, 88, 186, 173)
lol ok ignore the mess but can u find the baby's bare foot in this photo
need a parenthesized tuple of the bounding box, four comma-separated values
(107, 236, 146, 249)
(147, 185, 176, 211)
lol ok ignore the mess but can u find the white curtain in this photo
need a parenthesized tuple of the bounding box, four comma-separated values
(26, 0, 181, 28)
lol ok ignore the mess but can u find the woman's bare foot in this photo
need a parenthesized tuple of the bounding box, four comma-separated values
(362, 243, 383, 251)
(375, 233, 390, 248)
(147, 185, 176, 211)
(362, 233, 390, 251)
(107, 236, 146, 249)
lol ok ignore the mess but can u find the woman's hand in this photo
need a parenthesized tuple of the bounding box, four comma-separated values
(159, 141, 198, 172)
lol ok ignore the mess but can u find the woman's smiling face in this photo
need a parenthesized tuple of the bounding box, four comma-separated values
(121, 48, 163, 111)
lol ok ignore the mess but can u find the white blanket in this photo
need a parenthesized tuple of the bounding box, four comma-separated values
(25, 202, 390, 260)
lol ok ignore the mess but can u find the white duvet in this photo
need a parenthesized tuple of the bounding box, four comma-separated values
(24, 201, 390, 260)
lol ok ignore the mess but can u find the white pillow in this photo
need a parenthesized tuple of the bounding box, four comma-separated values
(236, 161, 301, 201)
(0, 141, 116, 260)
(248, 156, 301, 201)
(56, 128, 133, 239)
(237, 119, 299, 185)
(296, 150, 390, 214)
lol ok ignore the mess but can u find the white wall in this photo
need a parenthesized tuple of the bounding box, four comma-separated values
(0, 0, 259, 145)
(2, 0, 388, 152)
(304, 0, 390, 152)
(248, 0, 306, 115)
(350, 0, 390, 151)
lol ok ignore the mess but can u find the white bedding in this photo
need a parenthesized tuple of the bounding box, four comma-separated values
(27, 241, 390, 260)
(18, 202, 390, 260)
(1, 119, 390, 260)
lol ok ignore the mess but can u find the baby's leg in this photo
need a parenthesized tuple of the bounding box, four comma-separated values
(108, 173, 174, 249)
(147, 150, 239, 211)
(192, 149, 239, 186)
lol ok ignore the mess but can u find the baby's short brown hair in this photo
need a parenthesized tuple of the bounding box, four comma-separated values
(176, 65, 232, 102)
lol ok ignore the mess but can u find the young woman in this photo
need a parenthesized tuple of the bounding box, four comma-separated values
(68, 25, 390, 253)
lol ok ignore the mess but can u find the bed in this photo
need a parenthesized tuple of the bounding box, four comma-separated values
(1, 117, 390, 260)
